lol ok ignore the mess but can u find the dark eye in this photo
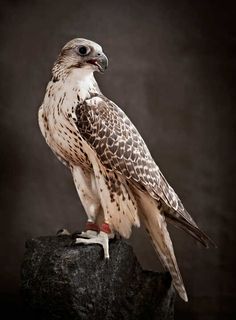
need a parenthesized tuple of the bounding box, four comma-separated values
(78, 46, 90, 56)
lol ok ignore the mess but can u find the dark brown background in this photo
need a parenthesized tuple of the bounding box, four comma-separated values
(0, 0, 235, 319)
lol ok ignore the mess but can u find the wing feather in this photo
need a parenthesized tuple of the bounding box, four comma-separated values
(74, 94, 195, 225)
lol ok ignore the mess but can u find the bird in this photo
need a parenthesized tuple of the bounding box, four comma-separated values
(38, 38, 214, 302)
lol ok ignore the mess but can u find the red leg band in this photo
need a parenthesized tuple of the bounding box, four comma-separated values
(85, 222, 99, 232)
(100, 223, 112, 234)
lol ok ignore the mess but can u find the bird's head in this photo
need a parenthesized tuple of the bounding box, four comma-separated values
(52, 38, 108, 78)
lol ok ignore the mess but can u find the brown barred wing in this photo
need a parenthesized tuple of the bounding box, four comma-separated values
(75, 95, 180, 211)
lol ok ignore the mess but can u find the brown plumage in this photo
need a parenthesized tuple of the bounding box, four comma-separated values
(38, 38, 215, 302)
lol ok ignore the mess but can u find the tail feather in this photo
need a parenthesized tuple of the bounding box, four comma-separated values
(165, 212, 216, 248)
(136, 190, 188, 302)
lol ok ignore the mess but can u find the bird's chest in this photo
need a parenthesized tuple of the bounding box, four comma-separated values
(38, 82, 91, 168)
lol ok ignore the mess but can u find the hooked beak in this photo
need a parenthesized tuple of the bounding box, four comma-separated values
(86, 53, 108, 73)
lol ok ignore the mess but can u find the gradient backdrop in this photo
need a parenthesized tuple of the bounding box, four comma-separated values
(0, 0, 235, 319)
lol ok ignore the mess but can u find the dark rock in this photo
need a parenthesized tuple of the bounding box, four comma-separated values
(21, 236, 175, 320)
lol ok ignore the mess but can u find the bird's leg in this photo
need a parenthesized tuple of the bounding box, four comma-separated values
(74, 222, 115, 259)
(71, 166, 102, 239)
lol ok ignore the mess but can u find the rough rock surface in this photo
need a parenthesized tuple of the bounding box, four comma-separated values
(21, 235, 175, 320)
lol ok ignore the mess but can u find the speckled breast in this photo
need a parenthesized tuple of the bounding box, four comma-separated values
(38, 96, 91, 170)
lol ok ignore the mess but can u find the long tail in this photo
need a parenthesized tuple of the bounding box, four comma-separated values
(136, 190, 188, 302)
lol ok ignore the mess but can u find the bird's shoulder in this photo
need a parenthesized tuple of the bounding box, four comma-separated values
(76, 94, 126, 120)
(75, 94, 143, 142)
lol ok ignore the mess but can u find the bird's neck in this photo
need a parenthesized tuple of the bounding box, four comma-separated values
(72, 69, 101, 102)
(53, 68, 101, 102)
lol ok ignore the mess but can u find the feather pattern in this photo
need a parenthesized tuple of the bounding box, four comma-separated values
(75, 94, 192, 222)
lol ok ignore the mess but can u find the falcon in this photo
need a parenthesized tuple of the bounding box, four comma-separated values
(38, 38, 214, 302)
